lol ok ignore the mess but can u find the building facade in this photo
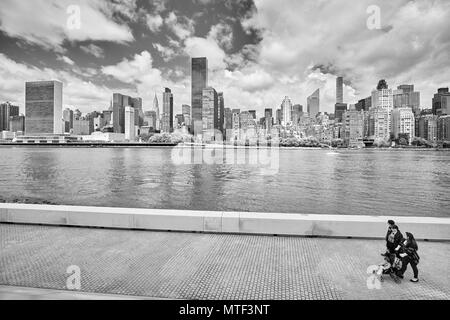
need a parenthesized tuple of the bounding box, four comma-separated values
(392, 107, 415, 144)
(336, 76, 343, 104)
(202, 87, 219, 141)
(25, 80, 63, 135)
(125, 106, 135, 141)
(161, 88, 173, 133)
(191, 57, 208, 134)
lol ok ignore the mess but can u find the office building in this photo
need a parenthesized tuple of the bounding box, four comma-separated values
(72, 119, 91, 135)
(224, 108, 232, 129)
(218, 92, 225, 134)
(432, 88, 450, 116)
(343, 110, 365, 147)
(334, 103, 348, 123)
(307, 89, 320, 117)
(191, 57, 208, 134)
(202, 87, 218, 141)
(281, 96, 293, 126)
(355, 97, 372, 112)
(161, 88, 173, 133)
(25, 80, 62, 135)
(125, 106, 135, 141)
(0, 102, 19, 132)
(437, 115, 450, 142)
(336, 76, 343, 104)
(9, 114, 25, 133)
(392, 107, 415, 144)
(418, 114, 438, 142)
(393, 84, 420, 114)
(371, 85, 394, 138)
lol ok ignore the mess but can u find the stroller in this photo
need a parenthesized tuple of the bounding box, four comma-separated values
(378, 252, 403, 283)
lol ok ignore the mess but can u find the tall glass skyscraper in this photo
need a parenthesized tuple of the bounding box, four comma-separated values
(336, 77, 343, 104)
(25, 80, 62, 135)
(202, 87, 218, 141)
(191, 57, 208, 134)
(161, 88, 173, 133)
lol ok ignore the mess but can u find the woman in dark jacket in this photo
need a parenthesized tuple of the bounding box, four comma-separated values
(397, 232, 420, 282)
(386, 225, 404, 254)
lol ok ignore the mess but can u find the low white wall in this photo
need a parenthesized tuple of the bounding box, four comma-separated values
(0, 203, 449, 241)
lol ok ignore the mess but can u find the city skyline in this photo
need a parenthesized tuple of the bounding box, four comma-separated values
(0, 0, 449, 116)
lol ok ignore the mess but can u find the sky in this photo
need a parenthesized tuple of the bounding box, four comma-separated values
(0, 0, 449, 117)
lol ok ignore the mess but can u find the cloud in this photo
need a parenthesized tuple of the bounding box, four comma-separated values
(0, 0, 134, 51)
(80, 44, 105, 58)
(57, 55, 75, 66)
(0, 53, 112, 113)
(165, 12, 195, 40)
(153, 43, 176, 62)
(146, 14, 164, 32)
(102, 51, 161, 85)
(209, 23, 234, 50)
(184, 37, 227, 70)
(236, 0, 450, 112)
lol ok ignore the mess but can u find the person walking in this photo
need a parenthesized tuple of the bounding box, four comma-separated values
(397, 232, 420, 283)
(383, 220, 396, 255)
(385, 224, 404, 255)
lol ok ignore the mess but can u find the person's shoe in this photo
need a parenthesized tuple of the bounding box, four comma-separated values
(397, 274, 404, 279)
(410, 278, 419, 283)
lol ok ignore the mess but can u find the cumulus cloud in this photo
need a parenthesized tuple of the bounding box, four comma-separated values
(165, 12, 195, 40)
(152, 43, 176, 62)
(0, 0, 134, 51)
(236, 0, 450, 112)
(146, 14, 164, 32)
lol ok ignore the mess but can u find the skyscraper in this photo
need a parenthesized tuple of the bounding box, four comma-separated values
(112, 93, 128, 133)
(432, 87, 450, 116)
(218, 92, 224, 134)
(281, 96, 293, 126)
(393, 84, 420, 114)
(113, 93, 142, 133)
(153, 93, 160, 131)
(202, 87, 218, 141)
(182, 104, 191, 130)
(0, 102, 19, 132)
(334, 103, 348, 123)
(125, 106, 135, 141)
(371, 84, 394, 138)
(25, 80, 62, 135)
(265, 108, 273, 130)
(336, 77, 343, 104)
(161, 88, 173, 133)
(63, 108, 74, 132)
(191, 57, 208, 134)
(307, 89, 320, 117)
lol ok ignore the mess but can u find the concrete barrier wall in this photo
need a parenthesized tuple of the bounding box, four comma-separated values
(0, 203, 449, 241)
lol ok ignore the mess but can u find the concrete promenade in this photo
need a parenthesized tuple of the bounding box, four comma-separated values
(1, 223, 449, 300)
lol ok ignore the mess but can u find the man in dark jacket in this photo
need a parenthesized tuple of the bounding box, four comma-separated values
(382, 220, 396, 255)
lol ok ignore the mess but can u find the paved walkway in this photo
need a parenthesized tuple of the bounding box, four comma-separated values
(0, 223, 449, 300)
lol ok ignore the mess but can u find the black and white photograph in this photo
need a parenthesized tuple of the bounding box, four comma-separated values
(0, 0, 449, 310)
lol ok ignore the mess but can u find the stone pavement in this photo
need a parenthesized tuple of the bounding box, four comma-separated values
(0, 223, 449, 300)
